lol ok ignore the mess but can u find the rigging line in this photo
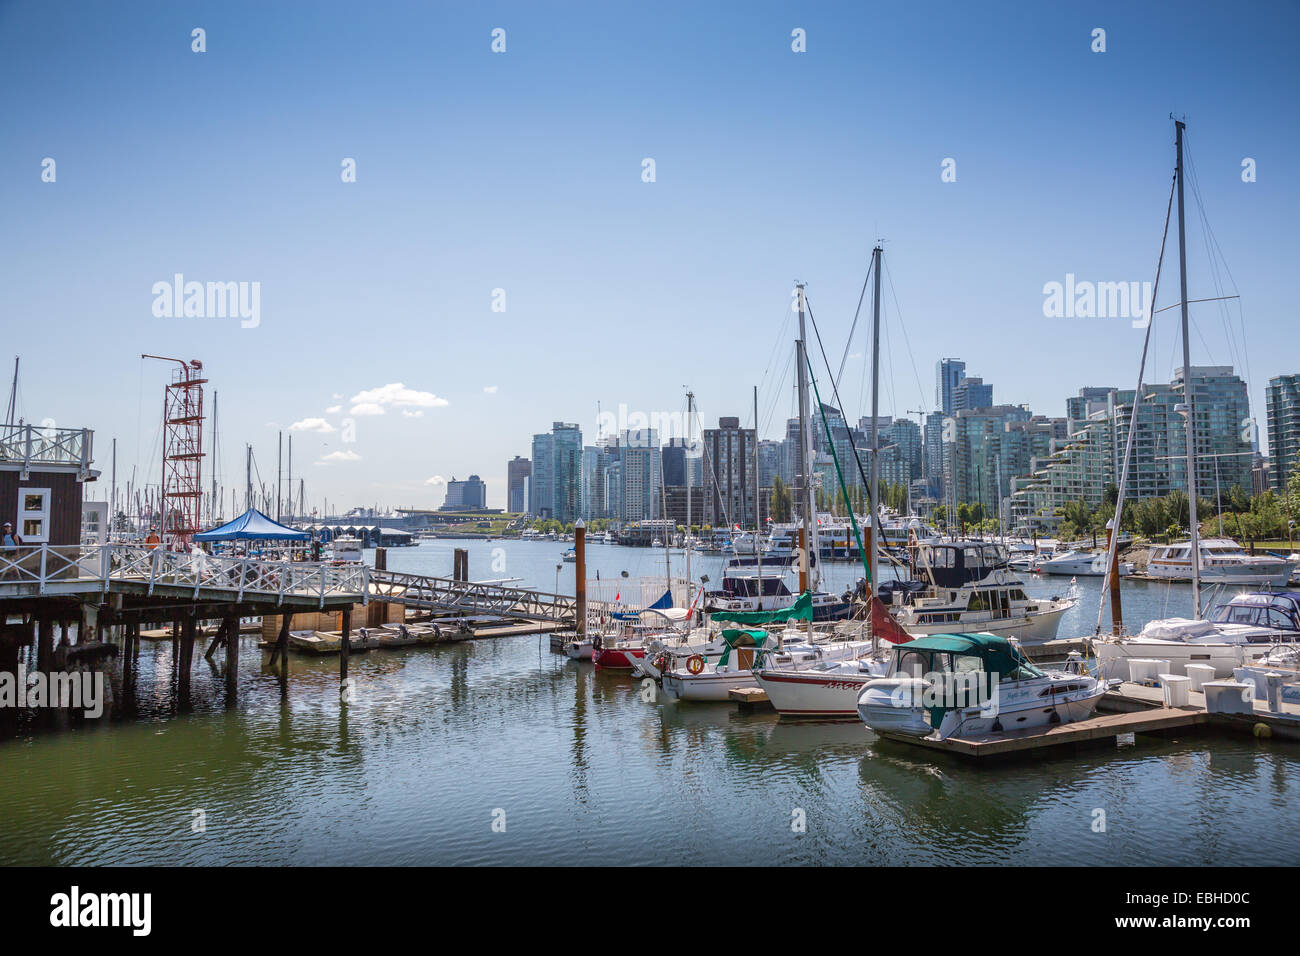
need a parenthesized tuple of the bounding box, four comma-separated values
(803, 294, 873, 496)
(836, 256, 875, 391)
(1097, 169, 1176, 631)
(883, 256, 930, 416)
(761, 348, 794, 437)
(1185, 136, 1251, 384)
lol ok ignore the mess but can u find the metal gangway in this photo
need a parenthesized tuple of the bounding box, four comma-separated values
(367, 568, 598, 623)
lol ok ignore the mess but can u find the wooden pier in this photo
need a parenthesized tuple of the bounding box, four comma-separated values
(866, 680, 1300, 760)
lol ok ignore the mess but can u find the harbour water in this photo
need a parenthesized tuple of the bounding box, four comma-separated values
(1, 540, 1298, 866)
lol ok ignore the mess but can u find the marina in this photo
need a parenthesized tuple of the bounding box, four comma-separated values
(3, 1, 1299, 906)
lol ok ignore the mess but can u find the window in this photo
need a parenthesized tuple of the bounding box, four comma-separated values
(17, 488, 51, 543)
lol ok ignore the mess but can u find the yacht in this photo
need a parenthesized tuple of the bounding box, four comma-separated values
(888, 541, 1077, 644)
(1146, 538, 1295, 586)
(704, 557, 854, 621)
(857, 633, 1110, 740)
(661, 628, 862, 702)
(1091, 590, 1300, 679)
(1037, 549, 1133, 577)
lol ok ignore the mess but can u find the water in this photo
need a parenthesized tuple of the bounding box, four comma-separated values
(1, 539, 1297, 866)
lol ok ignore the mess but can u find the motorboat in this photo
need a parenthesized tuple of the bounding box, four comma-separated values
(1091, 590, 1300, 679)
(704, 556, 853, 622)
(661, 627, 862, 702)
(1146, 538, 1296, 586)
(888, 541, 1076, 644)
(561, 547, 576, 563)
(330, 535, 364, 562)
(857, 632, 1111, 740)
(1037, 549, 1133, 577)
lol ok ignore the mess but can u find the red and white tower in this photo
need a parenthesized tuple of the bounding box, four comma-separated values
(143, 355, 206, 549)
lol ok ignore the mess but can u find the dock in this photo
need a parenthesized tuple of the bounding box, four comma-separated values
(834, 679, 1300, 760)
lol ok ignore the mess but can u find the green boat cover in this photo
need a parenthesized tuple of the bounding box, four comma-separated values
(710, 591, 813, 626)
(716, 628, 770, 667)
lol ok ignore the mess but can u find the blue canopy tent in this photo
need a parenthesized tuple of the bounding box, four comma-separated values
(194, 508, 310, 543)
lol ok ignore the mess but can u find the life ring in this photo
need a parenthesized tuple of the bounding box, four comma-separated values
(996, 569, 1009, 585)
(686, 655, 705, 675)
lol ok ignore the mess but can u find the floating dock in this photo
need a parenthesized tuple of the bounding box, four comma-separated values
(844, 680, 1300, 760)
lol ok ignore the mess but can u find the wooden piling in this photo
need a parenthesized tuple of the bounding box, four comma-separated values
(574, 520, 586, 639)
(340, 606, 351, 684)
(224, 612, 239, 701)
(37, 616, 54, 674)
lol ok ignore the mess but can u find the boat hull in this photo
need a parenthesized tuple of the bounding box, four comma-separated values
(752, 670, 877, 719)
(899, 603, 1070, 644)
(1091, 638, 1265, 680)
(593, 646, 646, 669)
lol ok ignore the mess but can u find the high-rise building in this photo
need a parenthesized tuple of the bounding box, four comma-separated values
(507, 456, 531, 514)
(703, 416, 757, 528)
(580, 446, 608, 519)
(617, 429, 661, 522)
(662, 438, 689, 487)
(529, 432, 552, 517)
(529, 422, 583, 522)
(441, 474, 487, 511)
(936, 358, 966, 416)
(951, 376, 993, 412)
(1267, 373, 1300, 492)
(1010, 368, 1253, 531)
(757, 439, 782, 488)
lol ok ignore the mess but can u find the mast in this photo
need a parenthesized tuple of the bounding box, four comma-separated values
(754, 384, 763, 610)
(1175, 119, 1202, 617)
(245, 444, 252, 513)
(795, 283, 814, 643)
(685, 390, 694, 611)
(869, 245, 882, 596)
(277, 431, 283, 522)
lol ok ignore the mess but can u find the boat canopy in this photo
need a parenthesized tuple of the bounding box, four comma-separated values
(710, 591, 813, 625)
(895, 632, 1036, 678)
(195, 508, 310, 542)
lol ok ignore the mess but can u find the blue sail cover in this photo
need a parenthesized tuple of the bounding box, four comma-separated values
(610, 589, 673, 620)
(194, 508, 310, 542)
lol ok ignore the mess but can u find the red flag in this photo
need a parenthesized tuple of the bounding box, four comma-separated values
(871, 596, 913, 645)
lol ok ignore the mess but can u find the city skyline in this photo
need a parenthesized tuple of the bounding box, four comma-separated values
(4, 1, 1298, 512)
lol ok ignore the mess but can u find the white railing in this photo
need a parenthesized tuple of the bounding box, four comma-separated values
(0, 423, 92, 478)
(0, 544, 368, 607)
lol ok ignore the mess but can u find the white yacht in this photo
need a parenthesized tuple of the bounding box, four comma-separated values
(1146, 538, 1296, 586)
(1092, 590, 1300, 679)
(1037, 549, 1133, 577)
(858, 633, 1110, 740)
(889, 541, 1077, 644)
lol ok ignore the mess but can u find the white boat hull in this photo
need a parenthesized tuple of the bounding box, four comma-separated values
(753, 669, 879, 719)
(662, 669, 754, 702)
(1091, 638, 1266, 680)
(899, 603, 1071, 644)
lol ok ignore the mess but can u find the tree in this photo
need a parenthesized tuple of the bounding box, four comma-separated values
(769, 476, 793, 523)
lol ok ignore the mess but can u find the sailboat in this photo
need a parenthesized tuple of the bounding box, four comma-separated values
(1091, 118, 1280, 678)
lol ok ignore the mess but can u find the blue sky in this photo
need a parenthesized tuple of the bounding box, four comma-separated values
(3, 0, 1297, 511)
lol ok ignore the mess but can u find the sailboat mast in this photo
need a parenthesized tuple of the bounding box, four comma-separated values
(795, 283, 812, 594)
(795, 283, 814, 644)
(1175, 119, 1202, 617)
(685, 391, 693, 610)
(754, 384, 763, 610)
(869, 245, 882, 597)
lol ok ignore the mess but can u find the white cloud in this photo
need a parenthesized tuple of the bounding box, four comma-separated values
(325, 405, 342, 414)
(331, 393, 344, 399)
(350, 382, 448, 411)
(318, 450, 361, 464)
(290, 417, 335, 433)
(350, 403, 385, 416)
(425, 475, 445, 486)
(483, 385, 499, 394)
(401, 410, 424, 418)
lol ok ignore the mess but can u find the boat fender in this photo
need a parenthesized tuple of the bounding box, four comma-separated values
(686, 655, 705, 675)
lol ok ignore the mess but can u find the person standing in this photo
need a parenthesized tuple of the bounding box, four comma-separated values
(1, 521, 23, 580)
